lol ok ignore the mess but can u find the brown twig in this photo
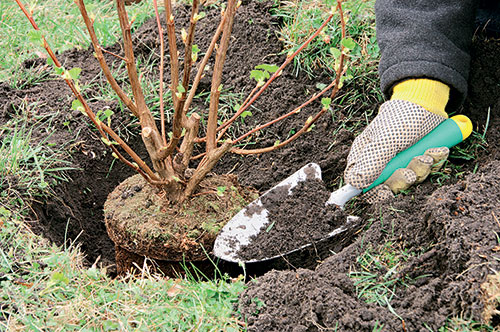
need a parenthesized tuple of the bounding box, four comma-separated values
(231, 70, 346, 155)
(231, 1, 346, 155)
(99, 47, 127, 62)
(152, 0, 167, 145)
(177, 0, 199, 113)
(332, 0, 346, 98)
(215, 12, 335, 137)
(215, 84, 260, 144)
(116, 0, 166, 169)
(16, 0, 161, 182)
(160, 0, 201, 161)
(16, 0, 161, 183)
(76, 0, 139, 118)
(182, 13, 227, 119)
(164, 0, 180, 109)
(206, 0, 237, 153)
(179, 113, 201, 170)
(182, 141, 233, 202)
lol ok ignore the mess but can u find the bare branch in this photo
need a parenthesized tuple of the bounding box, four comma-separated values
(206, 0, 238, 152)
(179, 113, 201, 169)
(231, 1, 347, 155)
(231, 70, 346, 155)
(152, 0, 167, 145)
(215, 12, 335, 137)
(181, 140, 233, 202)
(164, 0, 180, 109)
(182, 13, 227, 121)
(331, 0, 346, 98)
(166, 0, 200, 155)
(116, 0, 168, 171)
(76, 0, 139, 117)
(179, 0, 199, 101)
(16, 0, 161, 183)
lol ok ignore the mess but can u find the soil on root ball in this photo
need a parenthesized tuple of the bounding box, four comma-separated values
(104, 173, 257, 274)
(237, 35, 500, 331)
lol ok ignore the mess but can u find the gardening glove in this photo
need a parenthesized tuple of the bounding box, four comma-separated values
(344, 79, 451, 201)
(364, 146, 450, 203)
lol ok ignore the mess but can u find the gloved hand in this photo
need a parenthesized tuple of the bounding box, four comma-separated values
(364, 146, 450, 202)
(344, 99, 448, 201)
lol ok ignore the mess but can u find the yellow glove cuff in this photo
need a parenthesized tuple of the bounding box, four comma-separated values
(391, 79, 450, 118)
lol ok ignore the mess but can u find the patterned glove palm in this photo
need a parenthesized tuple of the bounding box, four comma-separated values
(345, 99, 448, 199)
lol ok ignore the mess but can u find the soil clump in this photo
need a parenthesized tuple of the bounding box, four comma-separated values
(237, 178, 350, 261)
(104, 173, 257, 272)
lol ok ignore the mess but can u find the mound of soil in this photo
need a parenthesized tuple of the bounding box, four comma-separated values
(237, 35, 500, 331)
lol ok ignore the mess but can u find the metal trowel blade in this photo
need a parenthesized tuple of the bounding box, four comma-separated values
(213, 163, 358, 263)
(213, 163, 322, 263)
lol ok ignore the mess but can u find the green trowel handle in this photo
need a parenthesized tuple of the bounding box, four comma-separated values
(364, 115, 473, 192)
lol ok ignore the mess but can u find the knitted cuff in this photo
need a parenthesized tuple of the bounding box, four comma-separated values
(391, 79, 450, 118)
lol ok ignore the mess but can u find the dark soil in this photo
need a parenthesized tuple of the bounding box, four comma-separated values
(0, 1, 499, 330)
(237, 36, 500, 331)
(237, 178, 351, 261)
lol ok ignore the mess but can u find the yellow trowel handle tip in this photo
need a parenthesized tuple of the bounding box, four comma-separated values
(451, 115, 473, 140)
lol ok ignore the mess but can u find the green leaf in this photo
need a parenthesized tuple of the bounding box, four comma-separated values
(240, 110, 252, 120)
(68, 67, 82, 80)
(101, 137, 111, 146)
(250, 70, 269, 82)
(50, 272, 69, 285)
(255, 64, 279, 73)
(193, 11, 206, 22)
(316, 82, 327, 90)
(0, 207, 11, 218)
(192, 44, 200, 54)
(341, 38, 357, 50)
(54, 66, 64, 75)
(28, 30, 44, 47)
(177, 83, 185, 94)
(46, 58, 55, 67)
(96, 109, 114, 126)
(71, 99, 83, 112)
(329, 47, 341, 59)
(321, 97, 332, 109)
(216, 186, 226, 197)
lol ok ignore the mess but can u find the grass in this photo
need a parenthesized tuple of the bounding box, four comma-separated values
(0, 204, 245, 331)
(0, 0, 152, 84)
(273, 0, 379, 79)
(0, 103, 73, 200)
(349, 241, 414, 308)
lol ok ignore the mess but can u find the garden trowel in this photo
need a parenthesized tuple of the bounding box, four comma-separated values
(213, 115, 472, 263)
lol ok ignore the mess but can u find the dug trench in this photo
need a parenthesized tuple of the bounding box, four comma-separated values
(0, 1, 499, 331)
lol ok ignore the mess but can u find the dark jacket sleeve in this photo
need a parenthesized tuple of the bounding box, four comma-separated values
(375, 0, 478, 109)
